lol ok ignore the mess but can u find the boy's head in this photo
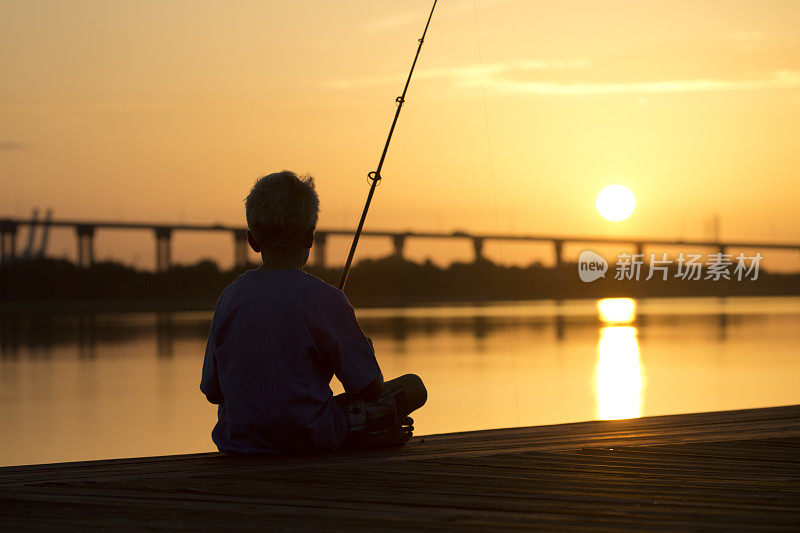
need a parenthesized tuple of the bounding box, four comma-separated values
(245, 171, 319, 258)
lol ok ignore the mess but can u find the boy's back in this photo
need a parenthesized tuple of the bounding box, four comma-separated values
(201, 268, 380, 454)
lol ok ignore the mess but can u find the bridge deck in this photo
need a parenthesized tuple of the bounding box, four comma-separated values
(1, 405, 800, 531)
(4, 216, 800, 249)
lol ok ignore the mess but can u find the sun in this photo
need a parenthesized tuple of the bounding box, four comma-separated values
(596, 184, 636, 222)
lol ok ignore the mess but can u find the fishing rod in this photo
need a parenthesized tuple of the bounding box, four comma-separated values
(337, 0, 438, 291)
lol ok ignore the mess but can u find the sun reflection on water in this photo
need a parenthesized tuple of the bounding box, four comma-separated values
(597, 297, 637, 324)
(595, 298, 645, 420)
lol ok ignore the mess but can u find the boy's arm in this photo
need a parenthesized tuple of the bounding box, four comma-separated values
(200, 349, 223, 404)
(200, 309, 224, 405)
(353, 371, 384, 402)
(329, 294, 383, 397)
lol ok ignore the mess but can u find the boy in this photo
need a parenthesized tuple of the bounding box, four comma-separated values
(201, 170, 426, 454)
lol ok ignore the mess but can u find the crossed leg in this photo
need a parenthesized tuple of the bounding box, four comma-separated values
(334, 374, 427, 450)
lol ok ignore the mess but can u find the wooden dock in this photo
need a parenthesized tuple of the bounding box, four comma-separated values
(2, 405, 800, 531)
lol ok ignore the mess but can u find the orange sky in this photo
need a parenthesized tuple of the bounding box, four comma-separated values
(1, 0, 799, 269)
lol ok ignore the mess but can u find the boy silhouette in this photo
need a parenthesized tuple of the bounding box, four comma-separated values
(201, 170, 426, 453)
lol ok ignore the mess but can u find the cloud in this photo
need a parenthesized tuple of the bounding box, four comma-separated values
(326, 58, 800, 96)
(0, 141, 29, 151)
(0, 100, 187, 116)
(324, 59, 588, 90)
(473, 69, 800, 95)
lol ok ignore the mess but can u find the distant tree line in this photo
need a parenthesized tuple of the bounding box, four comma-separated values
(1, 256, 799, 311)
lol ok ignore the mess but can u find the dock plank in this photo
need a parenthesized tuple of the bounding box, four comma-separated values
(2, 405, 800, 531)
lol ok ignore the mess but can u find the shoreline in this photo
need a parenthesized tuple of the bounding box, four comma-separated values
(2, 292, 799, 315)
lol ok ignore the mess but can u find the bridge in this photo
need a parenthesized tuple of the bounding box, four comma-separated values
(1, 216, 799, 271)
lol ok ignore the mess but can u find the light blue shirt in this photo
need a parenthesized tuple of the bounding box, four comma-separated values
(201, 269, 380, 453)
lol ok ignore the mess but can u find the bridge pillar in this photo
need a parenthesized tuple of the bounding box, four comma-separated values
(313, 232, 327, 269)
(392, 234, 406, 259)
(472, 237, 485, 263)
(552, 240, 566, 296)
(37, 209, 53, 259)
(717, 245, 730, 297)
(635, 242, 644, 258)
(75, 224, 96, 268)
(233, 230, 249, 270)
(553, 239, 564, 269)
(0, 220, 18, 266)
(154, 227, 172, 273)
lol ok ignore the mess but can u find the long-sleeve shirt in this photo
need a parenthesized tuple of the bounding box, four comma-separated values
(201, 268, 380, 453)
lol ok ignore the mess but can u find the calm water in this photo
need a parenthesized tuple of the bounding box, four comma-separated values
(1, 296, 799, 467)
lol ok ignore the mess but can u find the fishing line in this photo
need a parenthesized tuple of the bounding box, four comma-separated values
(472, 0, 521, 425)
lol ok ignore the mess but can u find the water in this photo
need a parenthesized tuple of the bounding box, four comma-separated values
(1, 296, 799, 467)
